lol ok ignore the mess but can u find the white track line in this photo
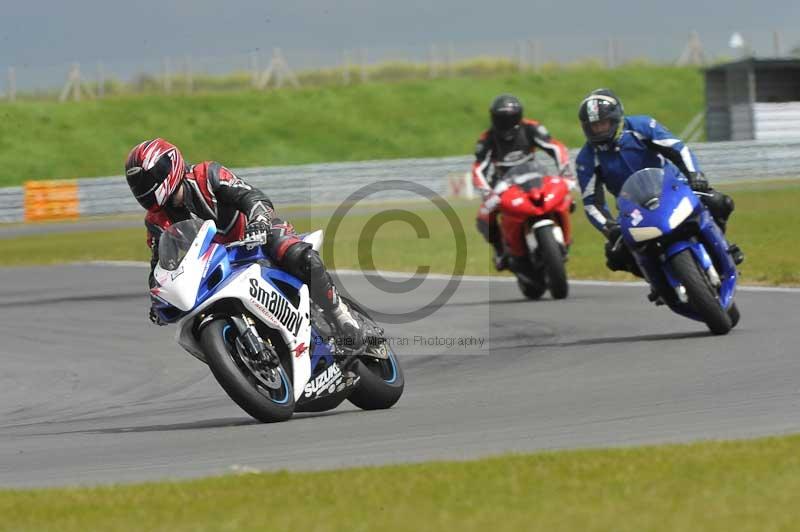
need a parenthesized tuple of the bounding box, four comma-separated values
(82, 261, 800, 294)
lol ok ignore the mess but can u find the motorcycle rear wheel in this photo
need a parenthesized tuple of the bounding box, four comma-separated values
(517, 276, 547, 300)
(342, 298, 405, 410)
(348, 347, 405, 410)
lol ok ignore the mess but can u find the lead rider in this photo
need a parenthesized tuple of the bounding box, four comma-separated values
(575, 89, 744, 282)
(124, 138, 363, 347)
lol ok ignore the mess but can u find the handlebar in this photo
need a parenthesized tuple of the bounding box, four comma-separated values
(226, 235, 268, 249)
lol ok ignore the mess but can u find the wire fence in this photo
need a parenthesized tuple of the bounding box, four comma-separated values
(1, 29, 797, 101)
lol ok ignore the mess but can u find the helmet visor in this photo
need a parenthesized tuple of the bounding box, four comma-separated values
(127, 154, 173, 209)
(493, 112, 521, 135)
(590, 119, 614, 136)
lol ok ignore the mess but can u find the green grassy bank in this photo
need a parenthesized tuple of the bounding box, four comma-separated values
(0, 65, 702, 186)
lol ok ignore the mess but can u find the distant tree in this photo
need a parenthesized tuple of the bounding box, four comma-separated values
(791, 44, 800, 57)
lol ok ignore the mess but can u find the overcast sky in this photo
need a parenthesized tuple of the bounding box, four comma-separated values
(1, 1, 798, 88)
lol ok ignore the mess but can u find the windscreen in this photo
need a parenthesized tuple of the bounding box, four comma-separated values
(158, 218, 204, 271)
(503, 160, 548, 188)
(619, 168, 665, 207)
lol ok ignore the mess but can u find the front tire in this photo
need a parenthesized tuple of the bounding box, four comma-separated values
(200, 320, 295, 423)
(669, 250, 732, 335)
(728, 302, 741, 329)
(535, 225, 569, 299)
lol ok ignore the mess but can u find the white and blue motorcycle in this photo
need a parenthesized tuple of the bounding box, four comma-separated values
(150, 218, 404, 423)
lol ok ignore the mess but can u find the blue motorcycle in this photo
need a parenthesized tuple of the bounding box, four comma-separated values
(616, 166, 740, 335)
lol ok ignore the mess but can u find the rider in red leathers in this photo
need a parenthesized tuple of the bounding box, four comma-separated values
(473, 94, 572, 270)
(124, 138, 362, 347)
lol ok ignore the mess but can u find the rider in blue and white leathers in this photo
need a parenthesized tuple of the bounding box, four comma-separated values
(575, 88, 743, 275)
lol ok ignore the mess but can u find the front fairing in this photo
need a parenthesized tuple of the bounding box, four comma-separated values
(175, 262, 313, 402)
(498, 176, 571, 219)
(151, 220, 222, 312)
(617, 168, 702, 246)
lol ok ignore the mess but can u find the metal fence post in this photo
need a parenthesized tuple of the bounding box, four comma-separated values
(529, 40, 540, 72)
(163, 57, 172, 94)
(360, 48, 369, 83)
(342, 50, 351, 85)
(447, 43, 455, 77)
(250, 51, 260, 88)
(606, 38, 616, 68)
(186, 55, 194, 94)
(8, 67, 16, 102)
(59, 63, 86, 102)
(96, 62, 104, 98)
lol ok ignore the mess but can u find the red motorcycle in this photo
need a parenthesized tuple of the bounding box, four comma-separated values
(495, 160, 575, 300)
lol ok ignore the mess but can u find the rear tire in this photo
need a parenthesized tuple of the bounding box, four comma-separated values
(348, 346, 405, 410)
(518, 277, 547, 300)
(340, 298, 405, 411)
(669, 250, 732, 335)
(536, 225, 569, 300)
(200, 320, 295, 423)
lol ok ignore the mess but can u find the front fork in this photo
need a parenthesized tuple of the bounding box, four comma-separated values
(228, 314, 280, 368)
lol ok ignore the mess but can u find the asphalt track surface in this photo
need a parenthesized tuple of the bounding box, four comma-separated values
(1, 264, 798, 488)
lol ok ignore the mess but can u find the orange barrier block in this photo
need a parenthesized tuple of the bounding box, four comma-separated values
(24, 180, 80, 222)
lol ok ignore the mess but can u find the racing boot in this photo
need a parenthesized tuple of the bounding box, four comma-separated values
(478, 212, 508, 271)
(493, 250, 509, 271)
(491, 235, 509, 271)
(328, 299, 364, 350)
(728, 243, 744, 265)
(647, 288, 666, 306)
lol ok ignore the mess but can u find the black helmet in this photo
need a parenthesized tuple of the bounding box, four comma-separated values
(490, 94, 523, 141)
(578, 88, 624, 148)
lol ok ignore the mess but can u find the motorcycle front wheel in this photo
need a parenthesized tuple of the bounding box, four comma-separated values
(669, 250, 732, 335)
(535, 224, 569, 300)
(201, 319, 295, 423)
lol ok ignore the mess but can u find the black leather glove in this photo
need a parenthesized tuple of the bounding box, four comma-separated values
(244, 215, 271, 249)
(687, 171, 709, 192)
(604, 222, 622, 244)
(149, 305, 167, 326)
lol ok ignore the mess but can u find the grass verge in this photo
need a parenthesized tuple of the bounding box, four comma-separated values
(3, 433, 800, 532)
(1, 181, 797, 285)
(0, 65, 702, 186)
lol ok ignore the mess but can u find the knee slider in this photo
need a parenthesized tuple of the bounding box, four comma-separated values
(704, 191, 734, 221)
(723, 195, 735, 217)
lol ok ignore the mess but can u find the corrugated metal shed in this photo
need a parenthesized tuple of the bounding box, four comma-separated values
(705, 58, 800, 141)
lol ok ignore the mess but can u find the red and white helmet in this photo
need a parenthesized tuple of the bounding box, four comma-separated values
(125, 138, 186, 210)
